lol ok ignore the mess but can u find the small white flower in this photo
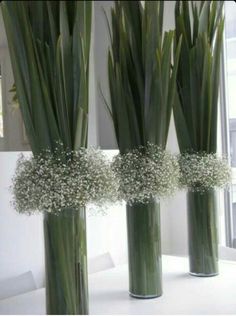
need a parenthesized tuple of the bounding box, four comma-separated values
(178, 152, 232, 192)
(11, 147, 119, 215)
(112, 143, 180, 204)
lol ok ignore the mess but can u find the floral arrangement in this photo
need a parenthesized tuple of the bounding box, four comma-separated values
(12, 148, 118, 215)
(178, 152, 231, 192)
(112, 143, 180, 204)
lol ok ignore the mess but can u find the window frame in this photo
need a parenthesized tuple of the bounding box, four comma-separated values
(220, 2, 236, 248)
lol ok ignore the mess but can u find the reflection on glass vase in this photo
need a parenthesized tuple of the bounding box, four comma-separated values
(187, 189, 219, 277)
(126, 197, 162, 298)
(44, 208, 88, 315)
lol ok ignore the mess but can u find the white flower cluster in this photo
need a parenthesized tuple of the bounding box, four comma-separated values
(12, 148, 119, 215)
(112, 143, 180, 204)
(178, 152, 231, 192)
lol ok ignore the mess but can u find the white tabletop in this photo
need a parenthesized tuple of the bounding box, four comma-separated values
(0, 255, 236, 315)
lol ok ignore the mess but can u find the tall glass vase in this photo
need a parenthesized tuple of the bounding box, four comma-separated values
(44, 207, 88, 315)
(126, 198, 162, 298)
(187, 190, 219, 277)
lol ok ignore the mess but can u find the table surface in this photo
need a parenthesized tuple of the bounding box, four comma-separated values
(0, 255, 236, 315)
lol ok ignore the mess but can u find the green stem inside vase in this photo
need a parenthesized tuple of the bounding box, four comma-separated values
(187, 190, 219, 276)
(44, 207, 88, 315)
(126, 198, 162, 298)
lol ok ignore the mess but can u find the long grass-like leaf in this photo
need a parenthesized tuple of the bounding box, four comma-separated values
(106, 1, 180, 152)
(2, 1, 92, 154)
(174, 1, 224, 154)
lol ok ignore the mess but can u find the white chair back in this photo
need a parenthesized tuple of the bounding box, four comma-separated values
(0, 271, 36, 300)
(219, 246, 236, 261)
(88, 252, 115, 274)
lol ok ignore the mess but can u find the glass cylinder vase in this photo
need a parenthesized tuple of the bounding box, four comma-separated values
(44, 207, 88, 315)
(126, 198, 162, 298)
(187, 189, 219, 277)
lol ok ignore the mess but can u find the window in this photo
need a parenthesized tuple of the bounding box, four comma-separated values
(222, 1, 236, 248)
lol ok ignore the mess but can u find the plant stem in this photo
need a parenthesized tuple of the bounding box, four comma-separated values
(44, 207, 88, 314)
(126, 198, 162, 298)
(187, 190, 218, 276)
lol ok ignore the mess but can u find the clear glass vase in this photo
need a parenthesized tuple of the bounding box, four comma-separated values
(44, 207, 88, 315)
(126, 198, 162, 298)
(187, 190, 219, 277)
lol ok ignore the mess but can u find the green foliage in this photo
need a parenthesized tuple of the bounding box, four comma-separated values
(2, 1, 92, 155)
(174, 1, 224, 153)
(107, 1, 182, 154)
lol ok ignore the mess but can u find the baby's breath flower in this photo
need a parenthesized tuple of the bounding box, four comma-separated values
(178, 152, 231, 192)
(112, 143, 180, 204)
(12, 148, 118, 215)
